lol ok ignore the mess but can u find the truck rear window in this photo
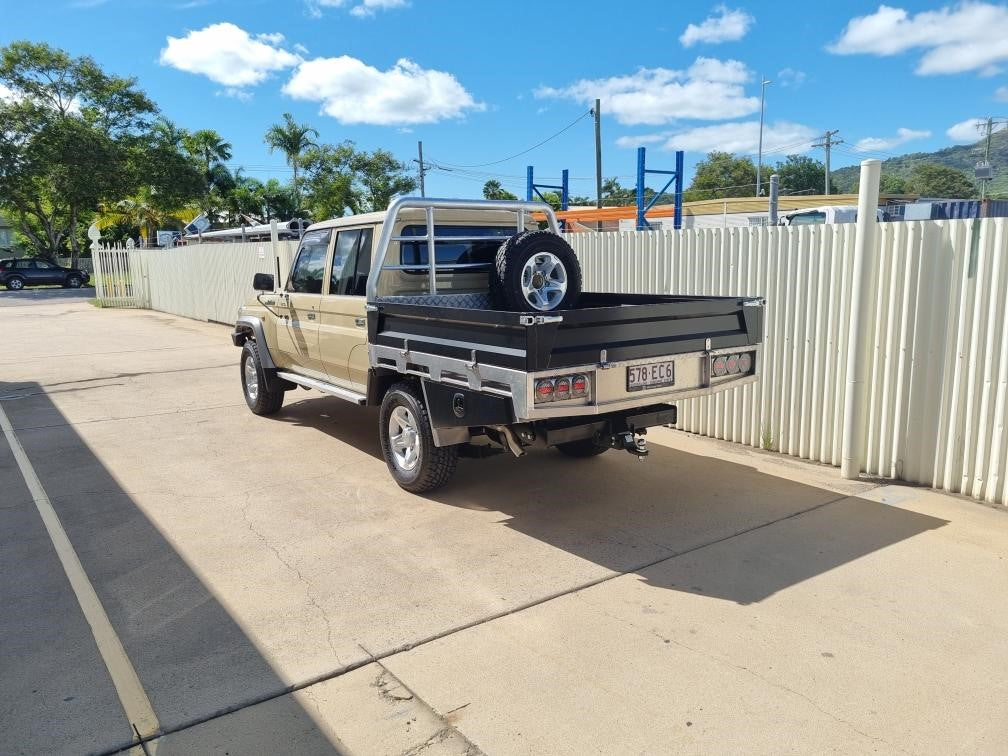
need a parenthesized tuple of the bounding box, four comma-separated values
(399, 225, 514, 269)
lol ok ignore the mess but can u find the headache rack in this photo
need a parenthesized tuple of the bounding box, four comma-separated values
(366, 197, 561, 301)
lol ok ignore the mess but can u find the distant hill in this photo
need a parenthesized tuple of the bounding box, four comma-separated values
(831, 129, 1008, 197)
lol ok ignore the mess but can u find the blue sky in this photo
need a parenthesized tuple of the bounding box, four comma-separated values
(3, 0, 1008, 200)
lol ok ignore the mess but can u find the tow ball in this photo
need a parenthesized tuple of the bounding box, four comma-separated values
(616, 431, 649, 459)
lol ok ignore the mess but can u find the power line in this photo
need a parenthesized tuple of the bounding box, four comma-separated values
(432, 110, 593, 168)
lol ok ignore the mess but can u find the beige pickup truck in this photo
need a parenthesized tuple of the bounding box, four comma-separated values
(233, 198, 764, 493)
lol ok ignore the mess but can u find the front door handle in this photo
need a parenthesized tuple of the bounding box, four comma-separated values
(354, 317, 366, 328)
(307, 312, 316, 320)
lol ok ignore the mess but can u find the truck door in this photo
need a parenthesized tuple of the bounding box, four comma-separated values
(275, 229, 329, 375)
(319, 226, 373, 385)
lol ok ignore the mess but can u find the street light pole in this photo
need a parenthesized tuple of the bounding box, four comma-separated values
(756, 77, 771, 197)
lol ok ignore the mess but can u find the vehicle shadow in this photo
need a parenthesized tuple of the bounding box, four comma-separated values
(280, 394, 948, 606)
(0, 383, 345, 755)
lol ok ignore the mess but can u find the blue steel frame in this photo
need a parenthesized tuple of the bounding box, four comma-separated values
(526, 166, 569, 210)
(636, 147, 684, 230)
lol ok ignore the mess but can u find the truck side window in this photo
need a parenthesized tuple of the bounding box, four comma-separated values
(288, 229, 330, 294)
(329, 229, 360, 295)
(352, 228, 373, 296)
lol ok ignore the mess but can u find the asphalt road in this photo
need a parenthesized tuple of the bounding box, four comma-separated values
(1, 296, 1006, 755)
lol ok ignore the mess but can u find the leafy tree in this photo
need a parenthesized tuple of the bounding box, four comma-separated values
(301, 142, 356, 219)
(262, 179, 299, 221)
(772, 154, 833, 195)
(688, 151, 758, 200)
(264, 113, 318, 211)
(878, 174, 909, 194)
(182, 128, 233, 221)
(482, 179, 518, 201)
(0, 41, 159, 265)
(600, 177, 657, 206)
(907, 164, 976, 198)
(351, 148, 416, 213)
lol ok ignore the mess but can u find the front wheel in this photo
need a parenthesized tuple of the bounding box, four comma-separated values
(241, 340, 285, 415)
(6, 277, 24, 291)
(379, 382, 458, 493)
(65, 275, 83, 288)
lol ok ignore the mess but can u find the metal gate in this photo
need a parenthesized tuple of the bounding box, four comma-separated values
(93, 245, 145, 308)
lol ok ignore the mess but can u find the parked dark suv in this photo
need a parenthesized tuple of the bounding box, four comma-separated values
(0, 258, 90, 290)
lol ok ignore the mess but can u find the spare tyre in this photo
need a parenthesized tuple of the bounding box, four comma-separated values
(494, 230, 582, 312)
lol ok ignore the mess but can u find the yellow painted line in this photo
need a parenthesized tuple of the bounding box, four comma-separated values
(0, 403, 160, 741)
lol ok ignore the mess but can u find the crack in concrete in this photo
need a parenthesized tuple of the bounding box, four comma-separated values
(237, 489, 342, 667)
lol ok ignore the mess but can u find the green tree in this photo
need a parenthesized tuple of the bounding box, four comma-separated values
(600, 177, 656, 206)
(879, 174, 909, 194)
(0, 41, 159, 264)
(182, 128, 233, 221)
(264, 113, 319, 211)
(351, 149, 417, 212)
(772, 154, 833, 195)
(482, 179, 518, 201)
(907, 164, 976, 198)
(687, 151, 757, 200)
(301, 142, 356, 219)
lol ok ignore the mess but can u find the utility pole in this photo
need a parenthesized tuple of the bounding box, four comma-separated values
(813, 130, 843, 196)
(414, 140, 426, 197)
(594, 98, 602, 231)
(756, 77, 771, 197)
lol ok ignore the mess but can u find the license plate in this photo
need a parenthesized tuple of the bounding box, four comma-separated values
(627, 361, 675, 391)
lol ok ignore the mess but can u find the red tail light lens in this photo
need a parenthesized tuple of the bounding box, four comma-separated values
(738, 352, 752, 374)
(554, 377, 572, 401)
(712, 356, 727, 377)
(571, 374, 589, 397)
(535, 379, 555, 402)
(726, 354, 739, 374)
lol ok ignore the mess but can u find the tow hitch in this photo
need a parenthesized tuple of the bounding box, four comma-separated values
(616, 430, 649, 459)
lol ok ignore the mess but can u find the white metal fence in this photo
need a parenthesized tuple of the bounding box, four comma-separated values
(93, 220, 1008, 507)
(568, 219, 1008, 506)
(93, 240, 298, 320)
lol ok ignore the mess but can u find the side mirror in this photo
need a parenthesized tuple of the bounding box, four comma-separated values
(253, 273, 274, 291)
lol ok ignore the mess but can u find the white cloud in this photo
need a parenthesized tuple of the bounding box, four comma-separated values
(777, 67, 806, 87)
(159, 23, 300, 89)
(829, 3, 1008, 75)
(351, 0, 407, 16)
(306, 0, 407, 17)
(616, 120, 817, 155)
(854, 127, 931, 152)
(995, 85, 1008, 101)
(946, 117, 1007, 142)
(680, 5, 754, 47)
(283, 56, 483, 125)
(0, 83, 19, 104)
(535, 57, 757, 125)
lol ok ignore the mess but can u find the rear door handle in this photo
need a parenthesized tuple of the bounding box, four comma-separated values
(307, 312, 316, 320)
(354, 317, 366, 328)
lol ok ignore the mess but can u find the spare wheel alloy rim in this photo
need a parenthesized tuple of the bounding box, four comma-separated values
(388, 405, 421, 472)
(520, 252, 567, 311)
(244, 358, 259, 401)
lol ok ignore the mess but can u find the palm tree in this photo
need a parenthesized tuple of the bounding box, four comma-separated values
(97, 188, 188, 247)
(264, 113, 318, 213)
(183, 129, 232, 176)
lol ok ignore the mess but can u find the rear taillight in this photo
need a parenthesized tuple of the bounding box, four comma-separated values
(535, 373, 591, 403)
(554, 377, 572, 401)
(535, 379, 555, 402)
(711, 352, 755, 378)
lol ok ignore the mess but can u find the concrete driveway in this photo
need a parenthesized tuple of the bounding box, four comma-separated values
(1, 296, 1006, 755)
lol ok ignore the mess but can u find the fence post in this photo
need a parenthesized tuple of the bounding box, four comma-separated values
(841, 159, 882, 478)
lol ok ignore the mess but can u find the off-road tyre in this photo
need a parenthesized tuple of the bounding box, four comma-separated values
(6, 276, 25, 291)
(379, 382, 458, 493)
(65, 274, 83, 288)
(241, 339, 285, 416)
(494, 230, 582, 312)
(555, 438, 610, 458)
